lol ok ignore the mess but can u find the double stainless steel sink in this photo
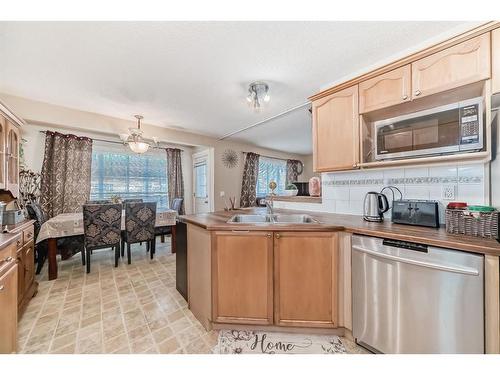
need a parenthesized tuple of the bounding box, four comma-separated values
(227, 214, 319, 224)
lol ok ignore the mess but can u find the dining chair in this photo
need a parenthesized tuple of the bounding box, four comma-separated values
(26, 202, 84, 274)
(82, 203, 122, 273)
(123, 202, 157, 263)
(155, 198, 182, 243)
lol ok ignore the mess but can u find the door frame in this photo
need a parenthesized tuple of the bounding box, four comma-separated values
(192, 148, 214, 213)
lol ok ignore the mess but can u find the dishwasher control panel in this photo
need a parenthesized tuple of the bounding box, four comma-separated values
(382, 238, 428, 253)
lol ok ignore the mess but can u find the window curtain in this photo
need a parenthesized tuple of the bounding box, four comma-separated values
(286, 159, 301, 184)
(166, 148, 185, 214)
(40, 131, 93, 218)
(240, 152, 260, 208)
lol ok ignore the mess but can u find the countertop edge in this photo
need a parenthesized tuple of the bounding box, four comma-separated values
(180, 209, 500, 256)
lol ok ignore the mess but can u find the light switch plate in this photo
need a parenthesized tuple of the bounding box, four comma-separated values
(442, 185, 456, 200)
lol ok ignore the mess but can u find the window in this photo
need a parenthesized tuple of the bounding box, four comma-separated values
(256, 157, 287, 196)
(90, 143, 168, 209)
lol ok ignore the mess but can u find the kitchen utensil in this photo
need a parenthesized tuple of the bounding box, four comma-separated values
(363, 192, 389, 222)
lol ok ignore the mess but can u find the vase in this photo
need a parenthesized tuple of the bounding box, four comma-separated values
(309, 177, 321, 197)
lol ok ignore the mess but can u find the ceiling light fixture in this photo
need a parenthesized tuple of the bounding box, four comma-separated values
(246, 81, 270, 111)
(119, 115, 158, 154)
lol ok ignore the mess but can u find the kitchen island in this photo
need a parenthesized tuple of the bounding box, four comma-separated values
(180, 207, 500, 353)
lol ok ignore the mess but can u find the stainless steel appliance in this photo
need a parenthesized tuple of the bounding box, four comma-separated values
(352, 235, 484, 354)
(374, 97, 484, 160)
(391, 199, 440, 228)
(363, 192, 389, 222)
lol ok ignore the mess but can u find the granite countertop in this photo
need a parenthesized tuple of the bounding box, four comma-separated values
(180, 207, 500, 256)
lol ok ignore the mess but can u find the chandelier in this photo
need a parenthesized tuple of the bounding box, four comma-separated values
(246, 81, 270, 111)
(119, 115, 158, 154)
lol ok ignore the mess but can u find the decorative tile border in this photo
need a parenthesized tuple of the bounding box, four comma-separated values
(323, 175, 483, 186)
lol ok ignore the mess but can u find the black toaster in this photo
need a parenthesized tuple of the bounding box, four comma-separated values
(391, 199, 440, 228)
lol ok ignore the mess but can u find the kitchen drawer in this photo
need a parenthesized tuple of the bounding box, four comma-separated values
(23, 226, 34, 245)
(0, 242, 17, 276)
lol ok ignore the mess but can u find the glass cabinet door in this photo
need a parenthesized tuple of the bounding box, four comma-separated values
(0, 116, 5, 189)
(6, 121, 19, 197)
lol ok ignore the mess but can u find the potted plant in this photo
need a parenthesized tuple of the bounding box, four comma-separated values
(284, 183, 298, 196)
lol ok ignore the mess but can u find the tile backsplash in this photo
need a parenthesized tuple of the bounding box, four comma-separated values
(320, 163, 488, 223)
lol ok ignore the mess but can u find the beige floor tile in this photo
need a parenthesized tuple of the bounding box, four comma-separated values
(104, 333, 130, 353)
(130, 335, 155, 353)
(170, 317, 192, 333)
(157, 337, 181, 354)
(152, 326, 173, 344)
(51, 331, 77, 351)
(50, 343, 76, 354)
(127, 325, 151, 342)
(184, 339, 211, 354)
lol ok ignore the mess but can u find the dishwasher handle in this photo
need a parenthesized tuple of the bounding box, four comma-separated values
(352, 245, 480, 276)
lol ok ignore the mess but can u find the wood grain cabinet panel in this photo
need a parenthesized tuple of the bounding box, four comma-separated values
(492, 28, 500, 94)
(0, 262, 18, 353)
(312, 85, 359, 172)
(212, 231, 273, 325)
(274, 232, 338, 328)
(411, 33, 490, 99)
(359, 65, 411, 113)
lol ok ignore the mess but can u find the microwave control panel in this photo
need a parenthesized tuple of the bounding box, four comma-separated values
(459, 104, 480, 145)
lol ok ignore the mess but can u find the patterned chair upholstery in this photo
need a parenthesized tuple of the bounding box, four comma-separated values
(123, 202, 157, 263)
(155, 198, 182, 239)
(26, 202, 84, 274)
(83, 203, 122, 273)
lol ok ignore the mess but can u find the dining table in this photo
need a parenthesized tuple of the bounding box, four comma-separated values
(37, 209, 178, 280)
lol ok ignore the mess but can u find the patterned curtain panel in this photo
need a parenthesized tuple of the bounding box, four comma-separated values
(40, 131, 93, 218)
(166, 148, 185, 214)
(240, 152, 260, 208)
(286, 159, 301, 184)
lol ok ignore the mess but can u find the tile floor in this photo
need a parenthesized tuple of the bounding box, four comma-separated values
(18, 238, 368, 354)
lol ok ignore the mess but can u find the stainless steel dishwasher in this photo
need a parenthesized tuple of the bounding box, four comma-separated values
(352, 234, 484, 354)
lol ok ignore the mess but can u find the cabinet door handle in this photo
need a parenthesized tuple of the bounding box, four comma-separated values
(275, 233, 281, 239)
(266, 233, 271, 238)
(402, 95, 408, 100)
(414, 90, 421, 96)
(0, 285, 4, 291)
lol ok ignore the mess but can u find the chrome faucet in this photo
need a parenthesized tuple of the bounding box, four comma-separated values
(266, 196, 274, 215)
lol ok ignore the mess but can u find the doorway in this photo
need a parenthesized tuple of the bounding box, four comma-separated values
(192, 148, 214, 214)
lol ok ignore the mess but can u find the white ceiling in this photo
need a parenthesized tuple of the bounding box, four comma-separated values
(0, 21, 480, 155)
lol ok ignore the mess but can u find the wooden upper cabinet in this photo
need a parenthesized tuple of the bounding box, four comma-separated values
(492, 28, 500, 94)
(212, 231, 274, 325)
(274, 232, 338, 328)
(359, 65, 411, 113)
(412, 33, 490, 99)
(312, 85, 359, 172)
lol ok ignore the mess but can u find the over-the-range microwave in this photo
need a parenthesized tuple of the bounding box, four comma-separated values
(374, 97, 484, 161)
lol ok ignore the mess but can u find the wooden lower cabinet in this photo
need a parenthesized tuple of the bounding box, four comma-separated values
(212, 231, 274, 325)
(274, 232, 338, 328)
(0, 253, 18, 353)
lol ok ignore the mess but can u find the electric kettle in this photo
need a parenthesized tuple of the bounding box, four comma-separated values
(363, 192, 389, 222)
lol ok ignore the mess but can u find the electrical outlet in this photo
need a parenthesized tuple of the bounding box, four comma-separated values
(220, 191, 225, 197)
(442, 185, 456, 200)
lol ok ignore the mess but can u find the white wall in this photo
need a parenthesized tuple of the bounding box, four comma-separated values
(2, 92, 309, 212)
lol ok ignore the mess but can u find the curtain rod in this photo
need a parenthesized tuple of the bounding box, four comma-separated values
(242, 151, 303, 166)
(38, 130, 183, 152)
